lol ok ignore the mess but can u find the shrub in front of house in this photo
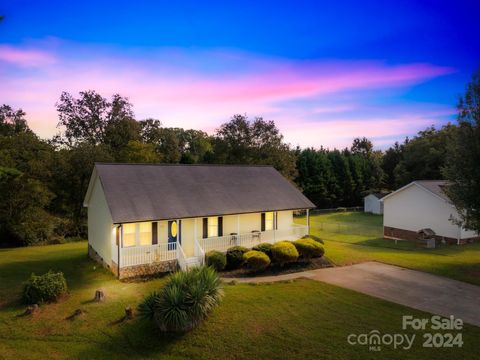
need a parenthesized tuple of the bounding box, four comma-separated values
(294, 238, 325, 259)
(252, 242, 273, 257)
(226, 246, 248, 269)
(206, 250, 227, 271)
(138, 266, 223, 332)
(22, 271, 68, 304)
(271, 241, 299, 266)
(302, 234, 324, 244)
(243, 250, 271, 272)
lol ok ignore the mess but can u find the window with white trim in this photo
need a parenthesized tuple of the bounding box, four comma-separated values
(265, 212, 274, 231)
(208, 217, 218, 237)
(123, 223, 136, 247)
(139, 222, 152, 246)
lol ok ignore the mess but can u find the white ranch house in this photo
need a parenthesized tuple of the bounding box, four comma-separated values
(84, 164, 314, 278)
(383, 180, 479, 245)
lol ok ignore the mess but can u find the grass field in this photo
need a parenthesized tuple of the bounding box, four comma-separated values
(1, 242, 479, 359)
(297, 212, 480, 285)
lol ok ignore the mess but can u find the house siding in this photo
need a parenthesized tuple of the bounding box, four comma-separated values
(180, 218, 196, 257)
(383, 184, 477, 240)
(277, 210, 293, 230)
(239, 213, 262, 233)
(88, 177, 113, 266)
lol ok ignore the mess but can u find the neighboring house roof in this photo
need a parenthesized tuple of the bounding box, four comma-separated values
(381, 180, 450, 203)
(415, 180, 450, 201)
(84, 163, 315, 224)
(365, 192, 390, 200)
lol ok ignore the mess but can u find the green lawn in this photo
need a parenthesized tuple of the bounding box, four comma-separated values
(297, 212, 480, 285)
(1, 242, 479, 359)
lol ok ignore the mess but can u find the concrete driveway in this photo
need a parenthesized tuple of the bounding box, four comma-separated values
(227, 262, 480, 327)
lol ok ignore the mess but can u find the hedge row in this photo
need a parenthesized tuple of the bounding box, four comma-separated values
(205, 236, 324, 273)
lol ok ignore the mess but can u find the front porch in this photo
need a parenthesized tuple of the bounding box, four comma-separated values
(112, 210, 310, 276)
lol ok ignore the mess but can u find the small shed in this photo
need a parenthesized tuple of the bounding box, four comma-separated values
(364, 192, 389, 214)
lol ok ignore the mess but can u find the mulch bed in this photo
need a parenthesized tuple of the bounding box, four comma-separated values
(221, 256, 334, 278)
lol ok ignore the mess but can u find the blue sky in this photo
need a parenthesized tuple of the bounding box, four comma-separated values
(1, 0, 479, 148)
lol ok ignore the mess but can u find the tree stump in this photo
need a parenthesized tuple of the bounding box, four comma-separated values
(125, 306, 134, 320)
(94, 289, 105, 302)
(24, 304, 39, 316)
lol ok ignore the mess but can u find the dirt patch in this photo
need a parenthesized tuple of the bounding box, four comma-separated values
(221, 257, 333, 278)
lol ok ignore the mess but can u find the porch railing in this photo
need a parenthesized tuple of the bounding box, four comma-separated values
(120, 225, 308, 268)
(199, 225, 308, 253)
(194, 239, 205, 265)
(120, 242, 177, 267)
(177, 242, 188, 270)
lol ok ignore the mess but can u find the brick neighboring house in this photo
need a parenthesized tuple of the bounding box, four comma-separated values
(382, 180, 479, 245)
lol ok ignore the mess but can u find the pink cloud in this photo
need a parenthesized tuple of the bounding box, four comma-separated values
(0, 45, 57, 67)
(0, 44, 455, 147)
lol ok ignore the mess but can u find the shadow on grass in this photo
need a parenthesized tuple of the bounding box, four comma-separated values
(76, 316, 189, 359)
(353, 238, 417, 250)
(0, 248, 114, 310)
(319, 211, 382, 225)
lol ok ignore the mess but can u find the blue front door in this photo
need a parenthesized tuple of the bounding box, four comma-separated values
(168, 220, 181, 244)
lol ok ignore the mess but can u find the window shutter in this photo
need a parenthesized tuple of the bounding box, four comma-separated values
(203, 218, 208, 238)
(275, 212, 278, 230)
(115, 226, 120, 246)
(261, 213, 266, 231)
(218, 216, 223, 236)
(152, 222, 158, 244)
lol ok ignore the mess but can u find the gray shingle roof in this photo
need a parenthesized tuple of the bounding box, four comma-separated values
(91, 163, 315, 223)
(415, 180, 450, 201)
(368, 192, 390, 199)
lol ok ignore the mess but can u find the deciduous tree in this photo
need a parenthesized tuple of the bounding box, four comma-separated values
(444, 68, 480, 232)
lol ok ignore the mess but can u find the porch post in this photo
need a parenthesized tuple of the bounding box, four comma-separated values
(306, 209, 310, 236)
(194, 218, 197, 242)
(236, 215, 240, 245)
(273, 212, 276, 243)
(118, 225, 122, 279)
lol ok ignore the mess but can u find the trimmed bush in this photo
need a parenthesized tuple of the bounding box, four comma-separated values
(22, 271, 68, 304)
(138, 266, 223, 332)
(205, 250, 227, 271)
(302, 234, 324, 244)
(243, 250, 271, 272)
(252, 242, 273, 257)
(271, 241, 299, 266)
(294, 238, 325, 259)
(226, 246, 248, 269)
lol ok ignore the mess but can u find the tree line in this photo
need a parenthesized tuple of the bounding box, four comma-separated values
(1, 69, 479, 246)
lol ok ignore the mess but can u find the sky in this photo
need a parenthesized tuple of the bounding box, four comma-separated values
(1, 0, 479, 149)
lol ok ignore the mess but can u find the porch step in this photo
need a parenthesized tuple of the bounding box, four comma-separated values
(183, 256, 202, 270)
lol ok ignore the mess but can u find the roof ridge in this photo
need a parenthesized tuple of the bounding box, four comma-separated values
(415, 179, 448, 182)
(94, 162, 274, 168)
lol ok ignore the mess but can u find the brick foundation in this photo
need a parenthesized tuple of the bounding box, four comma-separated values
(383, 226, 479, 245)
(116, 260, 177, 280)
(89, 244, 177, 279)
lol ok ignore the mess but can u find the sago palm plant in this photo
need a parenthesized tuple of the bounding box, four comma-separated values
(138, 265, 223, 332)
